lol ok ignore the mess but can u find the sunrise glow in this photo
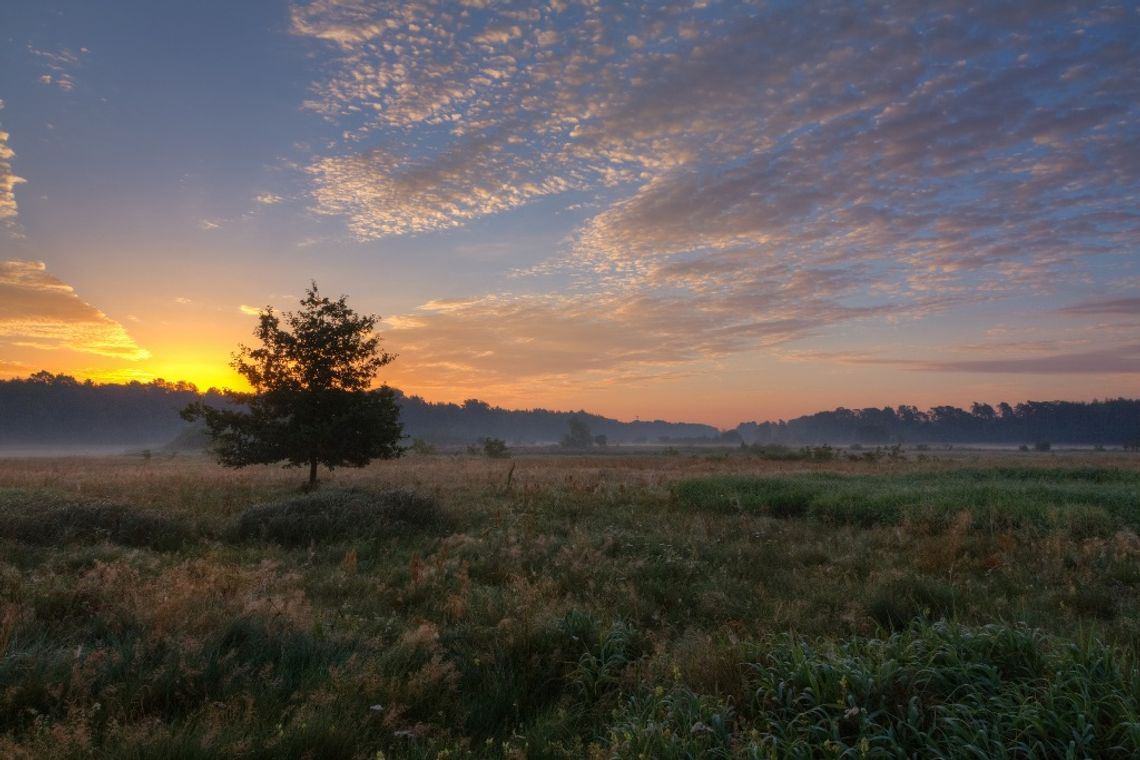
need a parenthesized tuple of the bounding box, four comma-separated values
(2, 1, 1138, 427)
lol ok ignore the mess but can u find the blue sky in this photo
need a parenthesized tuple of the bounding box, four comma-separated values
(1, 0, 1138, 426)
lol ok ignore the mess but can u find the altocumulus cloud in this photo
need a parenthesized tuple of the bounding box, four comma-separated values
(0, 261, 151, 360)
(0, 101, 24, 226)
(293, 0, 1140, 380)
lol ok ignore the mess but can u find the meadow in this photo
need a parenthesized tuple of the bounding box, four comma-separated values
(1, 447, 1139, 758)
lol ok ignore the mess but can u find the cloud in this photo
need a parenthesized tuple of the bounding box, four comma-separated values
(29, 45, 84, 92)
(382, 281, 927, 396)
(291, 0, 1140, 388)
(197, 219, 221, 230)
(1059, 297, 1140, 316)
(294, 1, 1138, 257)
(0, 358, 31, 375)
(913, 347, 1140, 375)
(0, 106, 24, 225)
(254, 193, 283, 205)
(307, 142, 576, 237)
(294, 1, 1139, 272)
(0, 261, 151, 360)
(786, 345, 1140, 375)
(239, 304, 262, 316)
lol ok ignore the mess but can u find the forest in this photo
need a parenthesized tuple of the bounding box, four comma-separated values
(1, 372, 1137, 449)
(0, 373, 717, 448)
(737, 399, 1140, 447)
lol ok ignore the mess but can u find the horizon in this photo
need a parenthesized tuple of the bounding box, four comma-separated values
(2, 1, 1138, 429)
(5, 368, 1137, 433)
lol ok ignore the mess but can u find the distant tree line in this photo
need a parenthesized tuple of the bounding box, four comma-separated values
(736, 400, 1140, 447)
(0, 372, 222, 447)
(0, 373, 717, 448)
(2, 373, 1136, 449)
(394, 394, 718, 445)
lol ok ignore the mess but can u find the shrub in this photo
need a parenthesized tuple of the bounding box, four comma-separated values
(233, 488, 445, 545)
(409, 438, 437, 455)
(481, 437, 510, 458)
(1035, 441, 1052, 452)
(0, 490, 190, 550)
(748, 444, 806, 461)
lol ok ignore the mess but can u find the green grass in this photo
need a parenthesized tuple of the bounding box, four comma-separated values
(673, 467, 1140, 532)
(607, 621, 1140, 758)
(1, 454, 1139, 756)
(0, 489, 192, 550)
(233, 487, 448, 545)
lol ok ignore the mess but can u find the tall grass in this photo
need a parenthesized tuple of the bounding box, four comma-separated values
(1, 452, 1138, 756)
(674, 467, 1140, 532)
(233, 487, 447, 545)
(607, 621, 1140, 758)
(0, 489, 191, 550)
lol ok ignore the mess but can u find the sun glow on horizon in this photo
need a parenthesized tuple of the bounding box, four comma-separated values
(2, 2, 1138, 424)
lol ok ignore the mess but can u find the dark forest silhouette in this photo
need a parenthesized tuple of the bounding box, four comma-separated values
(737, 401, 1140, 448)
(1, 372, 1137, 449)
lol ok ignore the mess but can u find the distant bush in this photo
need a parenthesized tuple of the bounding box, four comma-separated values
(561, 416, 594, 449)
(1035, 441, 1052, 452)
(748, 444, 835, 462)
(409, 438, 437, 455)
(233, 488, 445, 545)
(0, 489, 190, 550)
(481, 437, 510, 458)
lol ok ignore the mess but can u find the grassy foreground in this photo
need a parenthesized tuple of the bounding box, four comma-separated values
(1, 449, 1138, 757)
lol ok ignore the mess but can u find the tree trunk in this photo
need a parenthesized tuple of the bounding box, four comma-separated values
(309, 457, 318, 486)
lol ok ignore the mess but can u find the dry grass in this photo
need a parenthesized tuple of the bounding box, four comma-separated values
(0, 447, 1137, 757)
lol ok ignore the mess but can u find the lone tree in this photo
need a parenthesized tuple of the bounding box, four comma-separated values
(183, 283, 403, 485)
(561, 416, 594, 449)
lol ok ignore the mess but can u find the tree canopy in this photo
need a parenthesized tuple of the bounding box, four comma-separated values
(183, 284, 403, 484)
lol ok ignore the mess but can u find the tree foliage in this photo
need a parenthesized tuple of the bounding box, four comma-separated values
(183, 284, 402, 484)
(561, 416, 594, 449)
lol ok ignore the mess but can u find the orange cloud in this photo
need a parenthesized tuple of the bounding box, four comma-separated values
(0, 260, 151, 360)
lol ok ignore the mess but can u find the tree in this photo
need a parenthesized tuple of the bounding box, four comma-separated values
(182, 283, 403, 485)
(561, 416, 594, 449)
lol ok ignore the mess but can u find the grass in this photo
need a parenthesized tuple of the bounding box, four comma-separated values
(0, 449, 1138, 756)
(608, 621, 1140, 758)
(673, 467, 1140, 532)
(0, 489, 192, 550)
(233, 487, 448, 545)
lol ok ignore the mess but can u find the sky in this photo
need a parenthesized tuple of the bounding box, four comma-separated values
(0, 0, 1138, 428)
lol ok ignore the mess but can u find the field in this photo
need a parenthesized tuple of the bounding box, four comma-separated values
(1, 447, 1139, 758)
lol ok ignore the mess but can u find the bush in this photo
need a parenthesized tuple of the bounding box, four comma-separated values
(233, 488, 445, 545)
(0, 489, 191, 550)
(409, 438, 437, 455)
(1035, 441, 1052, 452)
(481, 437, 510, 458)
